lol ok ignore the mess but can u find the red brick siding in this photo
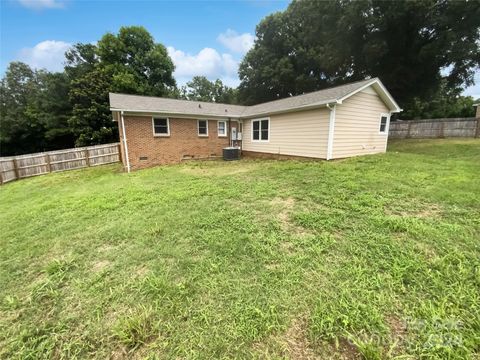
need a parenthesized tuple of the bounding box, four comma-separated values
(119, 115, 238, 170)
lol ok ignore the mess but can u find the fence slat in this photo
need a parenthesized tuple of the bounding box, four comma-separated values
(0, 143, 120, 184)
(12, 159, 20, 180)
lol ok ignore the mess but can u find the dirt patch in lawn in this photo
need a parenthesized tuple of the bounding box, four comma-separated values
(386, 315, 407, 355)
(134, 265, 150, 277)
(271, 197, 312, 237)
(92, 260, 111, 272)
(281, 317, 316, 359)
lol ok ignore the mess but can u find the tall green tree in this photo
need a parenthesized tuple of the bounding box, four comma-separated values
(66, 26, 177, 146)
(68, 66, 114, 146)
(29, 71, 74, 150)
(238, 0, 480, 114)
(0, 62, 74, 156)
(1, 63, 43, 155)
(180, 76, 238, 104)
(97, 26, 176, 96)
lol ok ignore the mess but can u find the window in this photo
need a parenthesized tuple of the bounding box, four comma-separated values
(198, 120, 208, 136)
(252, 118, 269, 141)
(217, 121, 226, 137)
(153, 118, 169, 136)
(379, 114, 389, 134)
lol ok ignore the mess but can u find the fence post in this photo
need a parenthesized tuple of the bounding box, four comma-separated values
(440, 121, 445, 138)
(12, 158, 20, 180)
(117, 144, 122, 163)
(476, 118, 480, 138)
(406, 121, 412, 138)
(46, 153, 52, 173)
(0, 167, 3, 185)
(85, 148, 91, 167)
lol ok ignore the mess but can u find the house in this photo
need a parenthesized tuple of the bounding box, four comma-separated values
(109, 78, 401, 172)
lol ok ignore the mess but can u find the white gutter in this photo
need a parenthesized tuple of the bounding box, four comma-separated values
(120, 111, 131, 173)
(326, 103, 336, 160)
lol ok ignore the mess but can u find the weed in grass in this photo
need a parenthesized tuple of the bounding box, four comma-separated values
(112, 306, 157, 350)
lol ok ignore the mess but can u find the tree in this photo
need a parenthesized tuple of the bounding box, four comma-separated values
(65, 43, 115, 146)
(238, 0, 480, 114)
(68, 67, 114, 146)
(67, 26, 177, 146)
(97, 26, 176, 96)
(0, 63, 75, 156)
(29, 71, 74, 150)
(180, 76, 238, 103)
(400, 81, 476, 119)
(0, 62, 45, 155)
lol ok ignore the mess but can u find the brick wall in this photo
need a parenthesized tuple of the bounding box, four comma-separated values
(118, 115, 238, 170)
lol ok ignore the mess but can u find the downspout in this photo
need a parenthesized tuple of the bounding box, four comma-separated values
(228, 117, 231, 147)
(326, 103, 336, 160)
(120, 111, 131, 173)
(385, 111, 393, 152)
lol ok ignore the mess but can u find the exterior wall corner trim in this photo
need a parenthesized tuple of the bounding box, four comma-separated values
(326, 103, 336, 160)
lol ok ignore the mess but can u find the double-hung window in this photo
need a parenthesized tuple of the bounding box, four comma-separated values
(198, 120, 208, 136)
(217, 121, 227, 137)
(153, 118, 170, 136)
(379, 114, 389, 134)
(252, 118, 269, 141)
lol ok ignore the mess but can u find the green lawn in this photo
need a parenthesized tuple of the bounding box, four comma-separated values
(1, 139, 479, 359)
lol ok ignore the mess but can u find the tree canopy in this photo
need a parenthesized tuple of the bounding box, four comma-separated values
(0, 62, 74, 155)
(180, 76, 238, 104)
(238, 0, 480, 114)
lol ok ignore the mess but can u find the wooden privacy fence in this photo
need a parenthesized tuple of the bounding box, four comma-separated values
(389, 117, 480, 139)
(0, 143, 120, 185)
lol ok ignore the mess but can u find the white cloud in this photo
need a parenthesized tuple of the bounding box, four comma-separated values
(217, 29, 255, 54)
(17, 0, 65, 9)
(167, 46, 240, 86)
(18, 40, 71, 72)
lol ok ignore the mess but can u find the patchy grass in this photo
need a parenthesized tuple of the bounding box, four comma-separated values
(0, 138, 479, 359)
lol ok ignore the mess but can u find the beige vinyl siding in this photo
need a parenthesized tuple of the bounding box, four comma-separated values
(242, 108, 329, 158)
(332, 88, 390, 159)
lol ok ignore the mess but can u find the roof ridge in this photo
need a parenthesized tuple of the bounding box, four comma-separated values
(109, 92, 247, 108)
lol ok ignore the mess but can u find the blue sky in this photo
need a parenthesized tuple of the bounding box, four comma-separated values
(1, 0, 478, 97)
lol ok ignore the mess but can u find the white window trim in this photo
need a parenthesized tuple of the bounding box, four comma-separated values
(379, 113, 390, 135)
(217, 120, 227, 137)
(152, 117, 170, 137)
(251, 117, 270, 143)
(197, 119, 209, 137)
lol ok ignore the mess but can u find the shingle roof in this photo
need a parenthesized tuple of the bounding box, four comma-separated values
(242, 78, 375, 117)
(109, 93, 247, 117)
(109, 77, 400, 118)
